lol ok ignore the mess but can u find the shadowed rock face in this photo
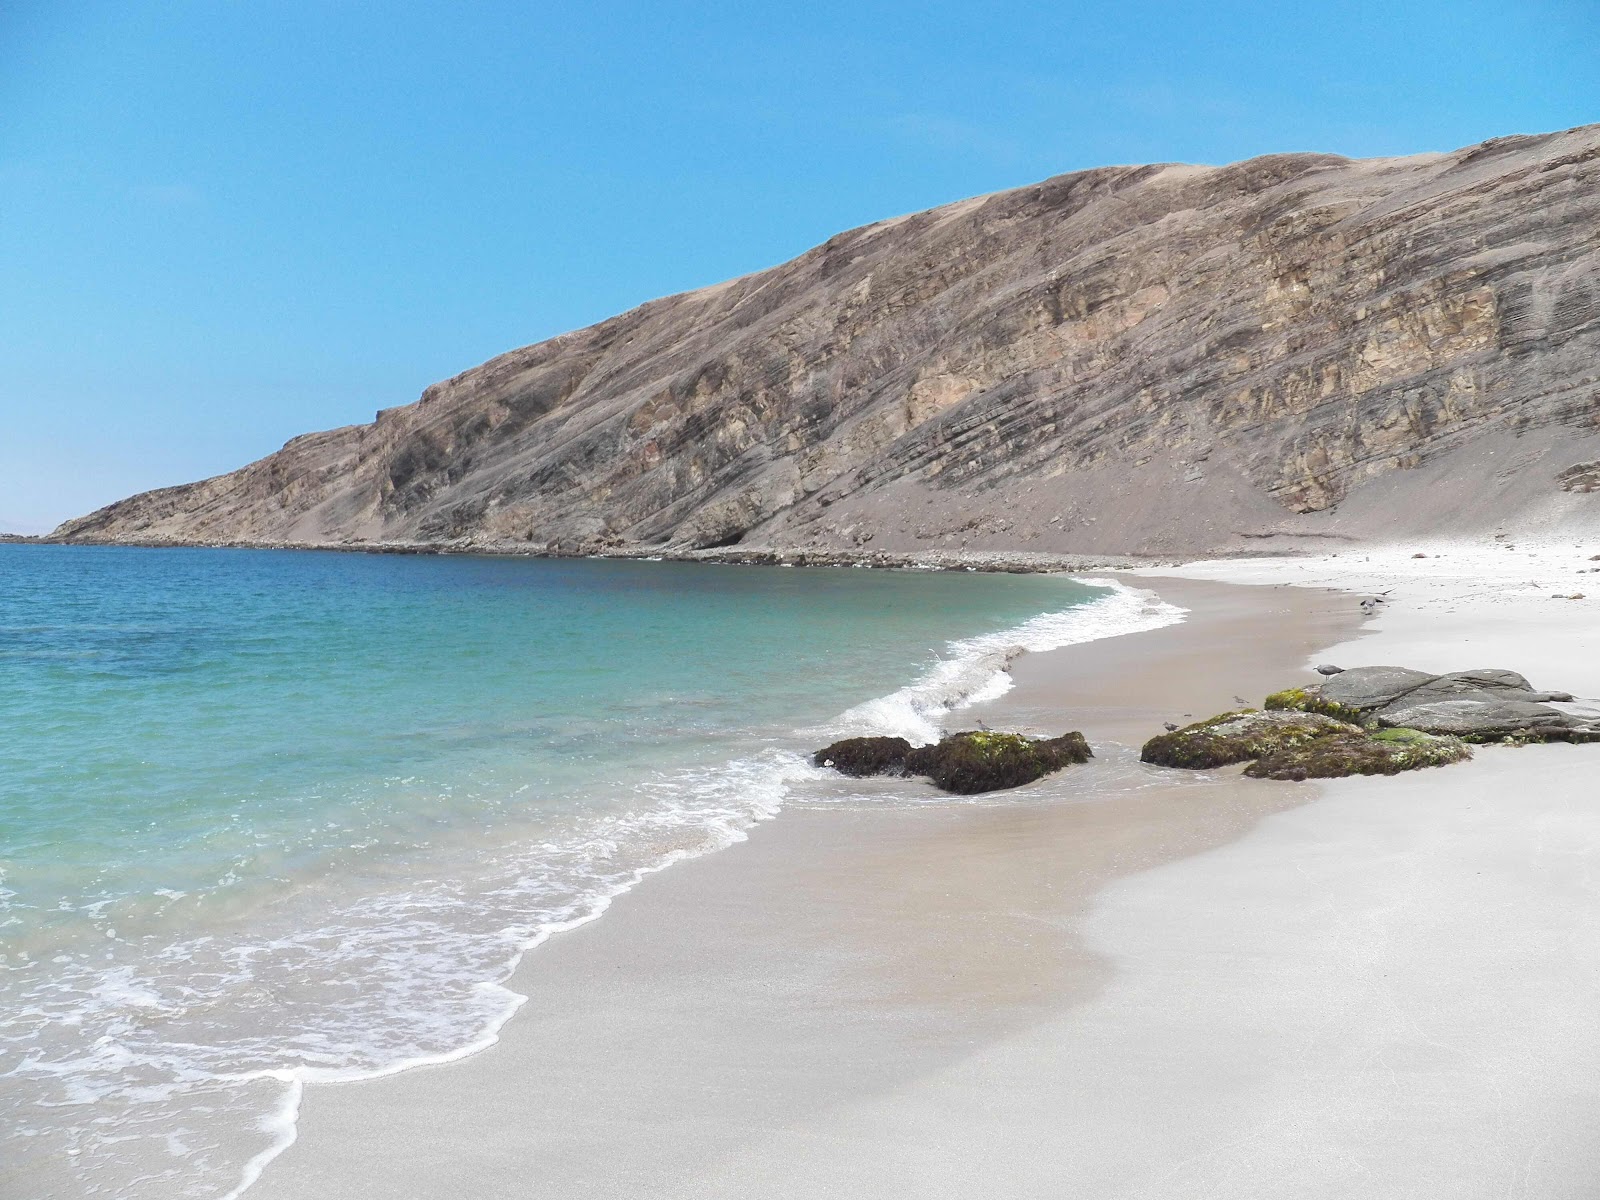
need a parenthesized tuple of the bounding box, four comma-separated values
(55, 125, 1600, 555)
(812, 736, 913, 778)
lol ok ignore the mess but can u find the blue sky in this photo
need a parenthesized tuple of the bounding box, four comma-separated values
(2, 1, 1595, 532)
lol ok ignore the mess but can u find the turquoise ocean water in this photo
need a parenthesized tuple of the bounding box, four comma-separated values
(0, 546, 1179, 1198)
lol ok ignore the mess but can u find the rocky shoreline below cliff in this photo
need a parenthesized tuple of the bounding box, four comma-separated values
(14, 534, 1189, 573)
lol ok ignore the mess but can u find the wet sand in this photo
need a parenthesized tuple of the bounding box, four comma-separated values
(247, 577, 1391, 1198)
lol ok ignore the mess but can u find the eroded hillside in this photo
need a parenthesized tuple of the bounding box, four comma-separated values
(56, 125, 1600, 555)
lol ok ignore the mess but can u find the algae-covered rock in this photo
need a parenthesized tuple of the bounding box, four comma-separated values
(1245, 727, 1472, 780)
(1140, 710, 1361, 770)
(1149, 657, 1594, 778)
(811, 736, 912, 777)
(904, 730, 1092, 795)
(813, 730, 1092, 793)
(1143, 710, 1473, 780)
(1262, 687, 1370, 726)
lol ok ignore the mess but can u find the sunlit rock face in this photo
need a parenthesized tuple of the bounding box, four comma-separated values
(56, 124, 1600, 556)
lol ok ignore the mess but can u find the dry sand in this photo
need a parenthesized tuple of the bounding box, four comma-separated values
(1128, 536, 1600, 708)
(248, 568, 1600, 1199)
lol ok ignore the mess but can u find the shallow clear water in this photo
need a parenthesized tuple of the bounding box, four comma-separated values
(0, 545, 1175, 1198)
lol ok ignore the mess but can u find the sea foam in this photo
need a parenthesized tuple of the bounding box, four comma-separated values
(824, 579, 1186, 743)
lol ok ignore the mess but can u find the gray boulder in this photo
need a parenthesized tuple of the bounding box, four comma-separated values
(1376, 698, 1572, 737)
(1402, 672, 1575, 707)
(1285, 664, 1597, 742)
(1317, 666, 1439, 712)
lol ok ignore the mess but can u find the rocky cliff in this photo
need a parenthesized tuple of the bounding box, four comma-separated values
(55, 124, 1600, 556)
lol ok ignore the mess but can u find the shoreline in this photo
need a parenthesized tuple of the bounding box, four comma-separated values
(212, 573, 1196, 1197)
(245, 575, 1369, 1199)
(55, 536, 1600, 1197)
(4, 563, 1185, 1200)
(6, 560, 1152, 1200)
(8, 535, 1267, 573)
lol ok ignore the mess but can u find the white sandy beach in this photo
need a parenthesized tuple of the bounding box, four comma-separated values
(1134, 537, 1600, 706)
(244, 552, 1600, 1199)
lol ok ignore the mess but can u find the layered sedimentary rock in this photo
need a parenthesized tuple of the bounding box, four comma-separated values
(56, 124, 1600, 555)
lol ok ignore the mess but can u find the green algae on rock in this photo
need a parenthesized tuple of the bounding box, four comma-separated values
(1244, 727, 1472, 780)
(1139, 710, 1362, 770)
(1262, 687, 1370, 727)
(1142, 707, 1474, 781)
